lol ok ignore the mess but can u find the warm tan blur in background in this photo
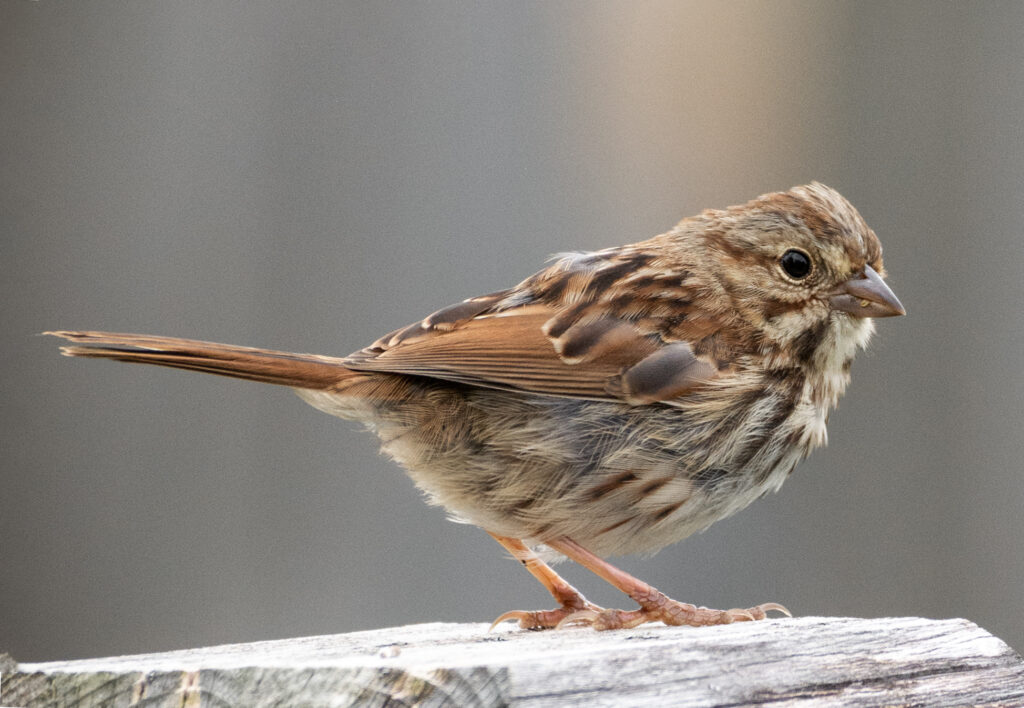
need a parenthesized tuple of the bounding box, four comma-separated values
(3, 2, 1023, 661)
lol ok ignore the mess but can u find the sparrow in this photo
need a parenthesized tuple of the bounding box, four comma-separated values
(48, 182, 904, 630)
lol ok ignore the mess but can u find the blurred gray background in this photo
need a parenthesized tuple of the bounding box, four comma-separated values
(3, 2, 1023, 662)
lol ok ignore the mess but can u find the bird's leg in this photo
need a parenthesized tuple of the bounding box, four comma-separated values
(546, 537, 789, 630)
(487, 533, 604, 630)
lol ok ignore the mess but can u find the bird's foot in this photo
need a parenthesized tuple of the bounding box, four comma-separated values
(556, 592, 790, 630)
(490, 599, 606, 631)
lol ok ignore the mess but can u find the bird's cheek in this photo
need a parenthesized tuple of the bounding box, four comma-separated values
(762, 306, 827, 345)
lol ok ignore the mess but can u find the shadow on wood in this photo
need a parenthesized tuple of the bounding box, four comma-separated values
(3, 617, 1023, 706)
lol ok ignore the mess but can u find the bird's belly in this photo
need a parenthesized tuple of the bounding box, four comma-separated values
(300, 377, 813, 559)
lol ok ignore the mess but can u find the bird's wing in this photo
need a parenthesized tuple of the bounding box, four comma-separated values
(344, 251, 725, 404)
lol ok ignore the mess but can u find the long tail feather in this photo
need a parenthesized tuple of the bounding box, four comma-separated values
(45, 331, 354, 390)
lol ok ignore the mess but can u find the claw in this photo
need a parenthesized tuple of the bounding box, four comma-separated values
(489, 610, 559, 631)
(724, 608, 756, 622)
(489, 611, 531, 631)
(720, 602, 790, 623)
(490, 602, 607, 631)
(554, 609, 601, 629)
(755, 602, 792, 618)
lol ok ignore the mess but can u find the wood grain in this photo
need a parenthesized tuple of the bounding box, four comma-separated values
(4, 617, 1023, 707)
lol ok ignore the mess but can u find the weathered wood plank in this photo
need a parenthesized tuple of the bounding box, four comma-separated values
(3, 617, 1023, 707)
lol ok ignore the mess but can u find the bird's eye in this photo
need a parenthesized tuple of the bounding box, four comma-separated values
(780, 249, 812, 279)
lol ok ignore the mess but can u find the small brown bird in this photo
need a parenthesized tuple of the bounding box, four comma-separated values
(49, 183, 904, 630)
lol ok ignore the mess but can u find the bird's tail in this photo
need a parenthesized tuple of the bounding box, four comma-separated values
(46, 331, 355, 390)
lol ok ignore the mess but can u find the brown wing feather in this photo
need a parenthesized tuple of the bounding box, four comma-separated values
(346, 307, 627, 400)
(345, 304, 717, 403)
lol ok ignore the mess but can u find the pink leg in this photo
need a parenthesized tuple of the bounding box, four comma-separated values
(487, 533, 604, 630)
(546, 537, 789, 630)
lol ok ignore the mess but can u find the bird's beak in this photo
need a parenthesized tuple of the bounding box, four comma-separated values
(830, 264, 906, 318)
